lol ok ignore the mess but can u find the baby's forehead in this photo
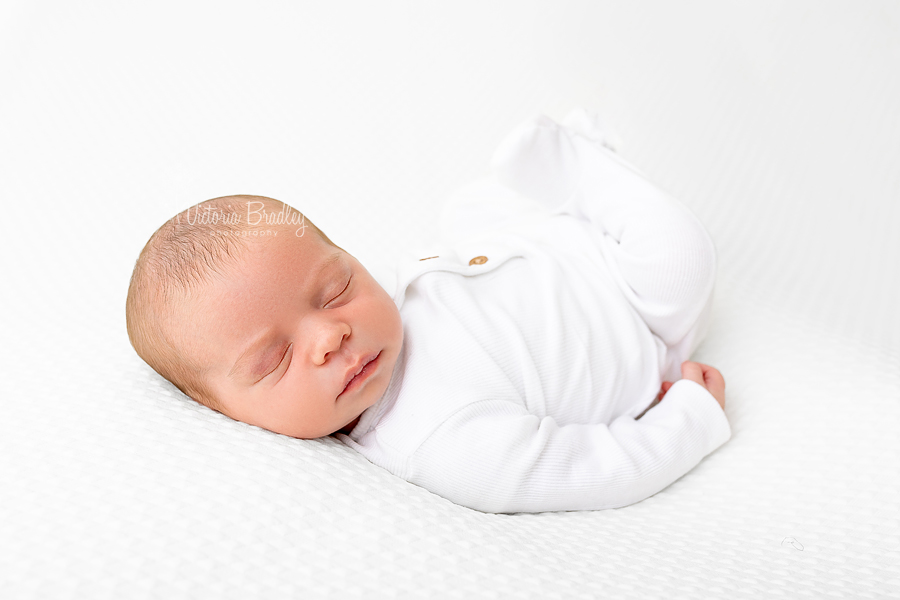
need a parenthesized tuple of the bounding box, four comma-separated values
(248, 230, 342, 267)
(190, 234, 336, 299)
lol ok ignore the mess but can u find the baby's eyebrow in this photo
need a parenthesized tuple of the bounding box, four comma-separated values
(228, 251, 344, 382)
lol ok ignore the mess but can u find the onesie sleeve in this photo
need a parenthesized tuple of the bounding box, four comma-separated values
(406, 379, 732, 514)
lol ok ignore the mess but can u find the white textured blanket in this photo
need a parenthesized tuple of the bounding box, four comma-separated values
(1, 1, 897, 598)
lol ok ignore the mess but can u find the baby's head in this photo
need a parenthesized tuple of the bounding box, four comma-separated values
(126, 195, 403, 439)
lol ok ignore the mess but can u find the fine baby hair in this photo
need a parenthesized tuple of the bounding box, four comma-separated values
(125, 194, 338, 412)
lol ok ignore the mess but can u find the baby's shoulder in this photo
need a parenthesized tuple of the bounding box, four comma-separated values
(439, 174, 545, 246)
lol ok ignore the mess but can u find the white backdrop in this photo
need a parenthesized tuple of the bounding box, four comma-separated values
(1, 1, 898, 598)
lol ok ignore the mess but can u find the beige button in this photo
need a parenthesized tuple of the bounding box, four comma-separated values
(419, 256, 439, 261)
(468, 255, 488, 266)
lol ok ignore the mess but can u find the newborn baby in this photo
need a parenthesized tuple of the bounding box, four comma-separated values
(126, 109, 731, 513)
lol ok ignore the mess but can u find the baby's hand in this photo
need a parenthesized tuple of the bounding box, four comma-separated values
(658, 361, 726, 411)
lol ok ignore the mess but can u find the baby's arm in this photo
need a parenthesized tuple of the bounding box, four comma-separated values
(406, 371, 731, 514)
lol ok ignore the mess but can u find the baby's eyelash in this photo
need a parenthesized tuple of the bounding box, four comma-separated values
(269, 344, 293, 381)
(255, 344, 292, 384)
(328, 276, 352, 305)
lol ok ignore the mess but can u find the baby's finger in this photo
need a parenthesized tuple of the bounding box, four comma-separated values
(692, 363, 726, 410)
(656, 381, 674, 402)
(701, 365, 726, 396)
(681, 361, 705, 387)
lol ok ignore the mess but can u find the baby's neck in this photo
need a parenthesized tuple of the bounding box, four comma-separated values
(336, 415, 360, 435)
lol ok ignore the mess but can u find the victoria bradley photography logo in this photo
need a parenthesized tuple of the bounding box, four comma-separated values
(180, 200, 309, 237)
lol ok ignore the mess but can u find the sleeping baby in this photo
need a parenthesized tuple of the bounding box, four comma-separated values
(126, 109, 731, 513)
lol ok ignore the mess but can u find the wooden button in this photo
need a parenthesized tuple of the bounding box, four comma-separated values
(468, 255, 488, 265)
(418, 256, 439, 261)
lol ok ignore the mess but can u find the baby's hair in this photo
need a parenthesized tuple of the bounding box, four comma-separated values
(126, 194, 340, 412)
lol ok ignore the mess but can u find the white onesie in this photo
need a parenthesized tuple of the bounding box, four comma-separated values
(336, 110, 732, 513)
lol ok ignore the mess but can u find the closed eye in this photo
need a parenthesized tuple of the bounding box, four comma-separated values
(326, 276, 352, 306)
(258, 343, 293, 384)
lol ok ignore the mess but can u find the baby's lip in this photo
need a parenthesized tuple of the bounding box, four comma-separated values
(338, 351, 380, 397)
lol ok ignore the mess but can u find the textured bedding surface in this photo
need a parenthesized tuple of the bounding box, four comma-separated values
(1, 1, 898, 598)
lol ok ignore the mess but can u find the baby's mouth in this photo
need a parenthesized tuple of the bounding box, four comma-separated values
(338, 351, 381, 398)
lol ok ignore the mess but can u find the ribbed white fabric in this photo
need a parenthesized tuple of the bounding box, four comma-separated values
(337, 111, 732, 513)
